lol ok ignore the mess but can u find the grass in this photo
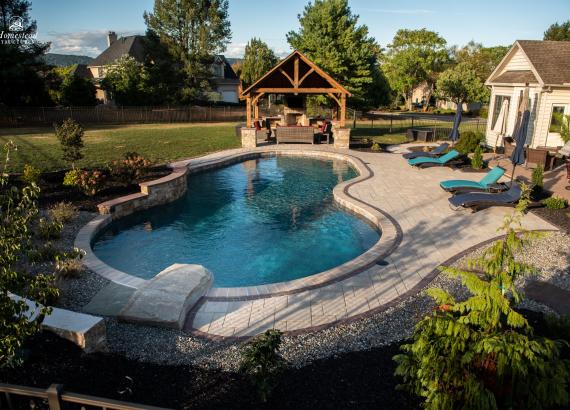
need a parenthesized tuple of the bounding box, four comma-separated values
(0, 123, 241, 173)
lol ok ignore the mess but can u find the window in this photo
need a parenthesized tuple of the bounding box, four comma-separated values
(492, 95, 510, 128)
(549, 105, 565, 133)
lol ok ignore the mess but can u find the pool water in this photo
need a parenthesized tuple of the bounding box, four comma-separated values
(92, 156, 380, 287)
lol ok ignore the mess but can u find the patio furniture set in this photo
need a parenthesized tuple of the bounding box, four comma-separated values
(253, 119, 333, 145)
(404, 143, 528, 211)
(503, 137, 564, 171)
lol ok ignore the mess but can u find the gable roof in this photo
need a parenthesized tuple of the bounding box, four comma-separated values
(240, 50, 351, 97)
(90, 35, 145, 67)
(215, 55, 238, 80)
(487, 40, 570, 86)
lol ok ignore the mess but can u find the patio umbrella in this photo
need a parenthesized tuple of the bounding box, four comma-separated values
(492, 99, 509, 156)
(448, 103, 462, 143)
(509, 109, 530, 183)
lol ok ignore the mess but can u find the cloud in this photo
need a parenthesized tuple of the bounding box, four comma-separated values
(224, 41, 291, 59)
(44, 30, 141, 57)
(361, 8, 434, 15)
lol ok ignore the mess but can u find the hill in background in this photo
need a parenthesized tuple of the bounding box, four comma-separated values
(43, 53, 94, 67)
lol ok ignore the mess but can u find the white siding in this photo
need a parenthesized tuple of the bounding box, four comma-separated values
(498, 48, 533, 75)
(532, 89, 570, 147)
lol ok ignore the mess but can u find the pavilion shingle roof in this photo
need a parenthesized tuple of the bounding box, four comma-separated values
(492, 70, 538, 84)
(517, 40, 570, 85)
(90, 36, 145, 66)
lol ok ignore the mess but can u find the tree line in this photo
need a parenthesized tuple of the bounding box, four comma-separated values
(2, 0, 570, 109)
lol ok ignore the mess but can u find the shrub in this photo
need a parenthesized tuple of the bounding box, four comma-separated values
(108, 152, 152, 185)
(240, 329, 286, 402)
(21, 164, 41, 186)
(542, 195, 567, 210)
(478, 106, 489, 119)
(37, 218, 63, 240)
(394, 185, 570, 409)
(28, 242, 60, 263)
(455, 130, 485, 154)
(0, 141, 59, 367)
(54, 118, 84, 168)
(64, 169, 106, 196)
(55, 258, 83, 279)
(371, 142, 381, 151)
(49, 202, 78, 224)
(531, 165, 544, 191)
(471, 146, 484, 169)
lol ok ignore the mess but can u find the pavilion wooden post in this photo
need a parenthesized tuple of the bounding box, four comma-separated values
(340, 93, 346, 127)
(246, 96, 252, 127)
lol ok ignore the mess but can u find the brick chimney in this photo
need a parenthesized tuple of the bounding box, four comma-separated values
(107, 31, 117, 47)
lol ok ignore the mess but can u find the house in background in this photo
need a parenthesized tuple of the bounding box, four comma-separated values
(410, 82, 482, 112)
(485, 40, 570, 149)
(88, 32, 239, 104)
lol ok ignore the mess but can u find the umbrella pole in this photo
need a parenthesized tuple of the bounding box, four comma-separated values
(510, 164, 516, 183)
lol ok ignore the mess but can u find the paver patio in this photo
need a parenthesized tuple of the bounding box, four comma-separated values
(185, 144, 557, 337)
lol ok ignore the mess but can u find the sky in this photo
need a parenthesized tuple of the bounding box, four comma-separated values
(29, 0, 570, 58)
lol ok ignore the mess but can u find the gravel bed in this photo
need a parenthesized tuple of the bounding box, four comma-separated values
(52, 211, 111, 310)
(55, 213, 568, 371)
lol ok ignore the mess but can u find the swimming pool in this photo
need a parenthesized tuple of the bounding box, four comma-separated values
(92, 156, 380, 287)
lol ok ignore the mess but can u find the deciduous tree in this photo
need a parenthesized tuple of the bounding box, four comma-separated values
(101, 56, 153, 106)
(47, 65, 97, 106)
(436, 62, 488, 106)
(382, 29, 449, 110)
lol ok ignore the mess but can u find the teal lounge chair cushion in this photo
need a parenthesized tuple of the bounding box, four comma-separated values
(440, 167, 505, 191)
(408, 150, 459, 166)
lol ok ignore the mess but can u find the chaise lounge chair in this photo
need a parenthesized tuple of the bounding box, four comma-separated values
(402, 143, 449, 159)
(408, 150, 460, 168)
(440, 166, 506, 193)
(448, 183, 521, 211)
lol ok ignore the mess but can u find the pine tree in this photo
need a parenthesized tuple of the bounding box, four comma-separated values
(240, 38, 278, 89)
(394, 184, 570, 409)
(286, 0, 386, 107)
(0, 0, 51, 106)
(144, 0, 231, 103)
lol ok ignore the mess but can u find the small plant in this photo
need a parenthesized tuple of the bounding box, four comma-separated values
(37, 218, 63, 240)
(54, 118, 84, 168)
(55, 258, 83, 279)
(240, 329, 286, 402)
(108, 152, 152, 185)
(455, 130, 485, 154)
(542, 195, 567, 210)
(28, 242, 60, 263)
(371, 142, 381, 151)
(531, 165, 544, 192)
(470, 145, 484, 169)
(21, 164, 41, 186)
(49, 202, 78, 224)
(64, 169, 106, 196)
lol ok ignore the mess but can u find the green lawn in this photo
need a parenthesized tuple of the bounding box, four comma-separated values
(0, 123, 241, 173)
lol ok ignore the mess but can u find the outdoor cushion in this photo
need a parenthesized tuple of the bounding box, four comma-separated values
(440, 167, 505, 192)
(408, 149, 459, 166)
(403, 143, 449, 159)
(448, 183, 521, 210)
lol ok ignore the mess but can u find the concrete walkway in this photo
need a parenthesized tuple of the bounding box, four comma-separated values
(185, 145, 556, 338)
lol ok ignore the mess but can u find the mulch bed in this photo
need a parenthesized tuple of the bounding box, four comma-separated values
(33, 166, 172, 212)
(1, 332, 420, 410)
(532, 207, 570, 233)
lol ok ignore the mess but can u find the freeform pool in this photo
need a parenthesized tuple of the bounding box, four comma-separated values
(92, 156, 380, 287)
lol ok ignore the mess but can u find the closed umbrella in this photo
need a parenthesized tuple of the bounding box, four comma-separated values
(449, 104, 462, 143)
(509, 110, 530, 182)
(492, 99, 509, 156)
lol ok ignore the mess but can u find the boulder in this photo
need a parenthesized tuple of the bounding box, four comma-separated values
(119, 264, 213, 329)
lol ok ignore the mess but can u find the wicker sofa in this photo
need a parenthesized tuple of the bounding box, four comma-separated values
(275, 126, 315, 144)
